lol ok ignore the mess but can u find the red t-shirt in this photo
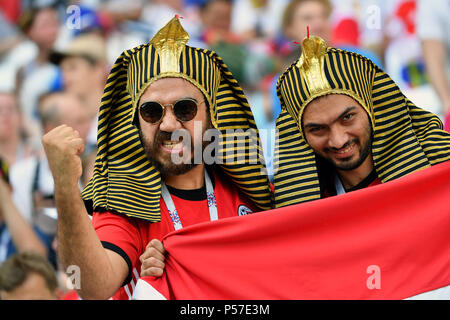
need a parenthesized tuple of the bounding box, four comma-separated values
(92, 169, 258, 300)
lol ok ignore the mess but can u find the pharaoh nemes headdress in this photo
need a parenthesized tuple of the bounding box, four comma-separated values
(81, 17, 272, 222)
(274, 35, 450, 208)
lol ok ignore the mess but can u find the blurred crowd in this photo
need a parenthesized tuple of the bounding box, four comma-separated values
(0, 0, 449, 299)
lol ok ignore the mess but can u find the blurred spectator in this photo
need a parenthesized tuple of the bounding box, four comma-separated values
(200, 0, 234, 42)
(140, 0, 203, 44)
(49, 32, 108, 148)
(383, 0, 426, 90)
(10, 91, 92, 220)
(0, 158, 47, 264)
(0, 10, 23, 58)
(328, 0, 386, 61)
(331, 17, 383, 67)
(417, 0, 450, 129)
(230, 0, 290, 40)
(54, 3, 115, 52)
(38, 91, 94, 182)
(98, 0, 143, 25)
(198, 0, 275, 90)
(74, 0, 166, 64)
(282, 0, 332, 44)
(16, 4, 62, 147)
(199, 0, 246, 82)
(381, 0, 443, 122)
(0, 91, 33, 167)
(0, 251, 60, 300)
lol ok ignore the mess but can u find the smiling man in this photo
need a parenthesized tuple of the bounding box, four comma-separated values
(42, 17, 271, 300)
(273, 35, 450, 206)
(301, 94, 376, 193)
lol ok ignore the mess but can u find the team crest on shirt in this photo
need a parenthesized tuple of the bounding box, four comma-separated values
(238, 205, 253, 216)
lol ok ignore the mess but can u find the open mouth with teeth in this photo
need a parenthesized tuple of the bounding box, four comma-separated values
(329, 141, 357, 160)
(161, 139, 185, 153)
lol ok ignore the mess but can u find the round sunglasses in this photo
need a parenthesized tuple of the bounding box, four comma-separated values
(139, 98, 204, 124)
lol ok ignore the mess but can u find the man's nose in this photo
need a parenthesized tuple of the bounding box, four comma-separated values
(328, 126, 349, 149)
(158, 105, 182, 133)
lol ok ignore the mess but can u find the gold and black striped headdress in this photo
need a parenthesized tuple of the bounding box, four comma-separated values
(274, 35, 450, 208)
(81, 17, 272, 222)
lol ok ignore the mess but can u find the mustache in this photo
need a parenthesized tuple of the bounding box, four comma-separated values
(139, 130, 183, 151)
(325, 138, 358, 152)
(155, 131, 173, 142)
(154, 130, 185, 144)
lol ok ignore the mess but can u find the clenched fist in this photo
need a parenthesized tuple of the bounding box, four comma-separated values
(42, 125, 85, 187)
(139, 239, 166, 277)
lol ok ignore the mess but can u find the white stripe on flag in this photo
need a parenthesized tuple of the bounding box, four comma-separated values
(405, 285, 450, 300)
(132, 279, 167, 300)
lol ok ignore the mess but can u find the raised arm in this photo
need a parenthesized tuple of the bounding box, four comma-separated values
(42, 125, 128, 299)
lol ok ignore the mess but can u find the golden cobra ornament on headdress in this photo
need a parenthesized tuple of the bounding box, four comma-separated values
(296, 36, 331, 96)
(150, 16, 189, 74)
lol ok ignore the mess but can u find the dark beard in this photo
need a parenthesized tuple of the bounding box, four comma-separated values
(322, 125, 373, 171)
(139, 113, 214, 177)
(140, 130, 197, 177)
(329, 138, 371, 171)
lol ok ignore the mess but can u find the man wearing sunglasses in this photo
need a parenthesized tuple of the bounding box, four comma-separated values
(42, 17, 272, 300)
(138, 93, 209, 176)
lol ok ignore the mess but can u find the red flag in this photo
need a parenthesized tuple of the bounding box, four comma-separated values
(134, 161, 450, 299)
